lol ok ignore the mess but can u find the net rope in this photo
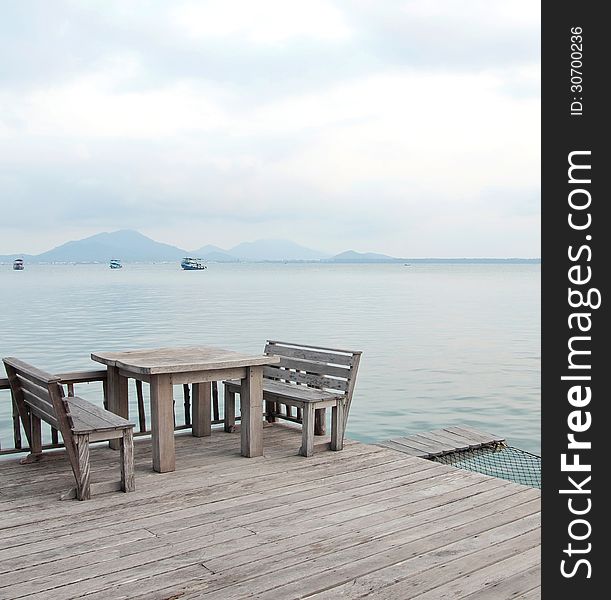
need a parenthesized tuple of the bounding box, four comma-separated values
(431, 443, 541, 489)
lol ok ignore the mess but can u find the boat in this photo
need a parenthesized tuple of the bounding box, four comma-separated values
(109, 259, 123, 269)
(181, 257, 207, 270)
(13, 259, 24, 271)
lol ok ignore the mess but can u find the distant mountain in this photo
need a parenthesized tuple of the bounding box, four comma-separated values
(24, 230, 186, 263)
(189, 244, 239, 263)
(229, 239, 329, 261)
(0, 230, 541, 264)
(191, 244, 226, 255)
(328, 250, 401, 263)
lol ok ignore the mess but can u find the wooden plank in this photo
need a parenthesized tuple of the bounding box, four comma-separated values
(417, 430, 470, 451)
(412, 546, 540, 599)
(271, 356, 351, 379)
(170, 367, 247, 386)
(408, 434, 456, 454)
(67, 396, 131, 429)
(427, 428, 484, 449)
(2, 357, 59, 386)
(19, 390, 59, 429)
(264, 380, 338, 402)
(454, 424, 506, 443)
(444, 425, 505, 445)
(56, 370, 107, 384)
(267, 340, 362, 356)
(264, 343, 355, 366)
(92, 346, 279, 374)
(377, 440, 429, 458)
(389, 436, 445, 457)
(263, 366, 349, 392)
(459, 566, 540, 599)
(15, 375, 51, 404)
(519, 587, 541, 599)
(225, 378, 338, 404)
(88, 429, 123, 443)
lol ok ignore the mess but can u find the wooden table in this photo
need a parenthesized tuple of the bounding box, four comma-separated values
(91, 346, 279, 472)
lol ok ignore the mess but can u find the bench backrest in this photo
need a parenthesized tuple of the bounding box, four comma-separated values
(3, 357, 73, 437)
(263, 341, 362, 403)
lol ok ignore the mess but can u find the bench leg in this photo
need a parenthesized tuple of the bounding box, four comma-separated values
(265, 400, 276, 423)
(330, 401, 345, 451)
(314, 408, 326, 435)
(224, 389, 236, 433)
(120, 428, 135, 493)
(107, 367, 129, 450)
(299, 403, 315, 457)
(75, 434, 91, 500)
(21, 413, 44, 463)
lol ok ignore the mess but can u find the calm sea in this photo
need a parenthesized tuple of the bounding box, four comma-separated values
(0, 263, 540, 454)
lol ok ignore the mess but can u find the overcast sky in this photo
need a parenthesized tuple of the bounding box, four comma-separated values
(0, 0, 540, 257)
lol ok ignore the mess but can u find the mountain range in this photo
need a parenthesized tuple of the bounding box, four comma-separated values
(0, 230, 399, 263)
(0, 230, 540, 264)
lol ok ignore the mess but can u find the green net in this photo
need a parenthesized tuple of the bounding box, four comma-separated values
(431, 444, 541, 489)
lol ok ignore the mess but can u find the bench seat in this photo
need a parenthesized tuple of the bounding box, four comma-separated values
(223, 378, 341, 405)
(67, 395, 132, 434)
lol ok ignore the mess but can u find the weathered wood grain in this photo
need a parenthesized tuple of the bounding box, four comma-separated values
(149, 374, 175, 473)
(380, 427, 509, 459)
(91, 346, 278, 374)
(0, 429, 540, 600)
(240, 366, 263, 457)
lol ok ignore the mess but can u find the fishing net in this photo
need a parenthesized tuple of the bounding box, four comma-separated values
(431, 443, 541, 489)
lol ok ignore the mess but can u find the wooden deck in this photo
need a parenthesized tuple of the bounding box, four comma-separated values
(0, 424, 541, 599)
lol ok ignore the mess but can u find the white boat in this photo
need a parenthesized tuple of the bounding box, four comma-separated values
(13, 259, 24, 270)
(109, 259, 123, 269)
(181, 257, 207, 270)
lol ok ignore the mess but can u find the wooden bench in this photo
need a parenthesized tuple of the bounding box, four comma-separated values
(223, 341, 362, 457)
(3, 358, 135, 500)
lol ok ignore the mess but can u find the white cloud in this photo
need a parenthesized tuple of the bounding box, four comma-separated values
(172, 0, 353, 44)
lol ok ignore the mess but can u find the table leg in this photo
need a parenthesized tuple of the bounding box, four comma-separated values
(192, 382, 212, 437)
(106, 366, 128, 450)
(150, 374, 175, 473)
(240, 366, 263, 457)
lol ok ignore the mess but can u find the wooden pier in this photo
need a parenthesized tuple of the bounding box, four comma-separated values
(378, 426, 507, 458)
(0, 424, 540, 599)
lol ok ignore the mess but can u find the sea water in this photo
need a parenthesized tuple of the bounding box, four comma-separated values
(0, 263, 540, 453)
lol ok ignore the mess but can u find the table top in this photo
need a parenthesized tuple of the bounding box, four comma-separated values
(91, 346, 279, 375)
